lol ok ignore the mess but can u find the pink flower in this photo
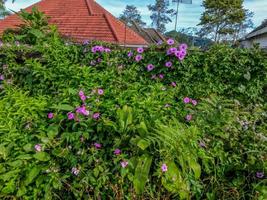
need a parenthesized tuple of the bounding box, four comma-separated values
(97, 89, 104, 95)
(135, 54, 142, 62)
(76, 106, 89, 116)
(159, 74, 164, 79)
(67, 112, 75, 120)
(47, 113, 54, 119)
(167, 38, 175, 45)
(179, 43, 188, 50)
(165, 61, 172, 68)
(121, 161, 128, 168)
(79, 90, 84, 96)
(178, 53, 186, 61)
(114, 149, 121, 155)
(183, 97, 190, 104)
(171, 82, 177, 87)
(104, 48, 111, 53)
(147, 64, 154, 71)
(94, 143, 102, 149)
(80, 95, 86, 101)
(127, 51, 133, 57)
(161, 163, 168, 172)
(137, 47, 144, 53)
(186, 114, 192, 121)
(93, 112, 100, 120)
(71, 167, 80, 176)
(35, 144, 42, 152)
(0, 74, 4, 80)
(191, 99, 198, 106)
(165, 104, 171, 108)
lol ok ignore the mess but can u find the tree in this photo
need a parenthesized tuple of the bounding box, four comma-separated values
(198, 0, 246, 42)
(148, 0, 175, 33)
(0, 0, 10, 18)
(119, 5, 146, 27)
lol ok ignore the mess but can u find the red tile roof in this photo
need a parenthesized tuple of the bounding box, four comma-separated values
(0, 0, 148, 46)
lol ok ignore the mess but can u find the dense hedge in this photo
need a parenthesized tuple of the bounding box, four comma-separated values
(0, 31, 267, 199)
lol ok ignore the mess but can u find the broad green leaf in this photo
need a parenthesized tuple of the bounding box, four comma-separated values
(133, 154, 152, 195)
(51, 104, 74, 111)
(47, 125, 59, 139)
(33, 152, 50, 161)
(25, 166, 40, 185)
(137, 139, 150, 150)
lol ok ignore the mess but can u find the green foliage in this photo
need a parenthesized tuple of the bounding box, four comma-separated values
(0, 15, 266, 199)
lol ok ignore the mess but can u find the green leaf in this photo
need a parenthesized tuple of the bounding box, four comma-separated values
(25, 166, 40, 185)
(188, 158, 201, 179)
(33, 152, 50, 162)
(137, 139, 150, 150)
(51, 104, 74, 111)
(133, 154, 152, 195)
(137, 122, 148, 137)
(47, 125, 59, 139)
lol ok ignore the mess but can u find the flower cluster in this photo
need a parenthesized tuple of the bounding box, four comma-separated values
(91, 45, 111, 53)
(183, 97, 198, 106)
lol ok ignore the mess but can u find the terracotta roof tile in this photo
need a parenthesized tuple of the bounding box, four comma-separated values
(0, 0, 147, 45)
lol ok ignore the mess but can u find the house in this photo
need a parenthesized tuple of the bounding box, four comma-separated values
(130, 21, 166, 44)
(241, 19, 267, 49)
(0, 0, 148, 47)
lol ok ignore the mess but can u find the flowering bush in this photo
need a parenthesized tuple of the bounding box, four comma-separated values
(0, 17, 266, 199)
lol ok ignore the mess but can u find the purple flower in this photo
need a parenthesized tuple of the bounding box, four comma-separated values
(179, 49, 187, 56)
(137, 47, 144, 54)
(104, 48, 111, 53)
(97, 58, 102, 63)
(167, 47, 177, 55)
(157, 40, 163, 45)
(161, 163, 168, 172)
(151, 75, 157, 79)
(186, 114, 192, 121)
(159, 74, 164, 79)
(191, 99, 198, 106)
(76, 106, 89, 116)
(34, 144, 42, 152)
(135, 54, 142, 62)
(121, 161, 128, 168)
(94, 143, 102, 149)
(83, 40, 90, 45)
(47, 113, 54, 119)
(80, 95, 86, 101)
(165, 61, 172, 68)
(165, 104, 171, 108)
(71, 167, 80, 176)
(98, 46, 104, 52)
(171, 82, 177, 87)
(147, 64, 154, 71)
(114, 149, 121, 155)
(256, 172, 264, 179)
(0, 74, 4, 80)
(179, 43, 188, 50)
(199, 141, 206, 148)
(97, 89, 104, 95)
(91, 47, 97, 53)
(67, 112, 75, 120)
(167, 38, 175, 45)
(178, 53, 186, 61)
(93, 112, 100, 120)
(79, 90, 84, 96)
(127, 51, 133, 57)
(183, 97, 190, 104)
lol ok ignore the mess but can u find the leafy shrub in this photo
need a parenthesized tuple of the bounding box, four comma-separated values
(0, 9, 266, 199)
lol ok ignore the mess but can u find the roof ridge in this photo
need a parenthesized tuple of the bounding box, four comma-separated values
(103, 13, 120, 42)
(85, 0, 93, 15)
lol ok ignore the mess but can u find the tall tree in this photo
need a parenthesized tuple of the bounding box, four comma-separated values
(198, 0, 246, 42)
(0, 0, 10, 18)
(119, 5, 146, 27)
(148, 0, 175, 33)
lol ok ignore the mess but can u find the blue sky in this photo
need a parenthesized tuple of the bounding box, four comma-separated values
(5, 0, 267, 31)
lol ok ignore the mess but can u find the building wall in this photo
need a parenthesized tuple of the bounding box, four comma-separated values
(241, 33, 267, 49)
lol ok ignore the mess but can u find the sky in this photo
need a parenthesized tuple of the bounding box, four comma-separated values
(5, 0, 267, 31)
